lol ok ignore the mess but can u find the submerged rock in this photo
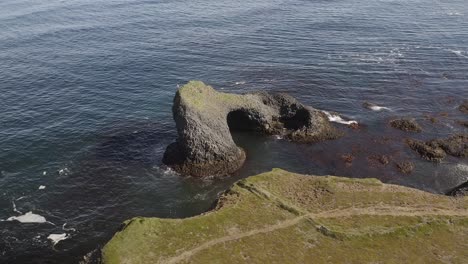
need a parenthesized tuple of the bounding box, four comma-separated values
(163, 81, 341, 177)
(395, 161, 414, 174)
(456, 120, 468, 128)
(102, 169, 468, 264)
(407, 134, 468, 162)
(389, 118, 422, 132)
(459, 100, 468, 114)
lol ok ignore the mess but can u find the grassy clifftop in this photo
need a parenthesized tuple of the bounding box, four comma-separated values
(102, 169, 468, 264)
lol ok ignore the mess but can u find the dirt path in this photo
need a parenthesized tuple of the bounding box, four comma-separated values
(164, 206, 468, 264)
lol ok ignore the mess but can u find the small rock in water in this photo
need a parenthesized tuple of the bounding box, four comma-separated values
(48, 233, 69, 246)
(341, 154, 354, 167)
(348, 122, 361, 130)
(367, 155, 390, 166)
(396, 161, 414, 174)
(390, 118, 422, 133)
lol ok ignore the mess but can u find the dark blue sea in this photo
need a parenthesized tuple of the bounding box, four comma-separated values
(1, 0, 467, 262)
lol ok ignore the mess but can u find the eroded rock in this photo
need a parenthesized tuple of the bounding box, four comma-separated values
(390, 118, 422, 133)
(163, 81, 341, 177)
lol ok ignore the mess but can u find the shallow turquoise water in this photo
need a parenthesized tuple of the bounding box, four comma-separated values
(0, 0, 467, 262)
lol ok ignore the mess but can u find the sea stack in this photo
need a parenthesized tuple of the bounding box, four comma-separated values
(163, 81, 341, 177)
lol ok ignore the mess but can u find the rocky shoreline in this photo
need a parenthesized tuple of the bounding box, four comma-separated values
(98, 83, 468, 263)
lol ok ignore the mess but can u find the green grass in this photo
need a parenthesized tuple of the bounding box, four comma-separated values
(102, 169, 468, 264)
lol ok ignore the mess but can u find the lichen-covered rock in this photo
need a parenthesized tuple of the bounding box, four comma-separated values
(102, 169, 468, 264)
(389, 118, 422, 132)
(407, 134, 468, 162)
(163, 81, 341, 177)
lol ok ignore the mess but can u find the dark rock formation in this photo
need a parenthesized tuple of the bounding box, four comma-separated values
(459, 100, 468, 114)
(434, 134, 468, 158)
(390, 118, 422, 133)
(407, 139, 446, 162)
(447, 181, 468, 196)
(407, 134, 468, 162)
(163, 81, 341, 177)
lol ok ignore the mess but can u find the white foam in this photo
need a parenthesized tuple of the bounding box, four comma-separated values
(163, 167, 174, 175)
(47, 233, 69, 246)
(7, 211, 47, 223)
(58, 168, 69, 176)
(322, 111, 358, 125)
(194, 193, 208, 200)
(16, 196, 27, 201)
(234, 81, 246, 85)
(455, 164, 468, 172)
(370, 105, 390, 111)
(274, 135, 283, 140)
(12, 201, 21, 214)
(447, 49, 468, 58)
(157, 166, 180, 177)
(369, 105, 391, 111)
(43, 171, 47, 176)
(363, 102, 392, 111)
(38, 185, 46, 190)
(62, 223, 76, 232)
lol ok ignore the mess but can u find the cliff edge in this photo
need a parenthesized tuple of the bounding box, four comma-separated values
(102, 169, 468, 264)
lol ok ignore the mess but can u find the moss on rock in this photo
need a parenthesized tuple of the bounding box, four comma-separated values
(102, 169, 468, 264)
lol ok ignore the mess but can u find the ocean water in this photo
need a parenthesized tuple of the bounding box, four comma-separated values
(1, 0, 467, 262)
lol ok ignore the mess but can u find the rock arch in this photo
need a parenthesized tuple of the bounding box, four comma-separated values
(163, 81, 341, 177)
